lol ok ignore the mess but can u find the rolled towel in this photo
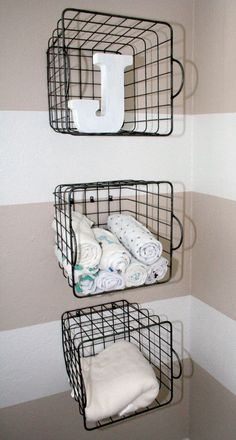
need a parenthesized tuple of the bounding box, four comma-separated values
(93, 228, 131, 273)
(54, 245, 65, 266)
(63, 262, 99, 284)
(52, 212, 101, 268)
(124, 258, 148, 287)
(95, 270, 125, 292)
(72, 212, 102, 268)
(145, 256, 168, 284)
(80, 340, 159, 422)
(107, 214, 162, 265)
(75, 273, 97, 296)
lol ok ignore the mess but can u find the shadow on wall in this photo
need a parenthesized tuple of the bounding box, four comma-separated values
(169, 21, 198, 137)
(168, 185, 197, 286)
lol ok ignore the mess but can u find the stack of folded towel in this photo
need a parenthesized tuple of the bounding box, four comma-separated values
(78, 340, 159, 421)
(53, 211, 168, 295)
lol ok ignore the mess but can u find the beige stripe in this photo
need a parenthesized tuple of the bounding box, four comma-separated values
(192, 192, 236, 321)
(0, 0, 193, 113)
(193, 0, 236, 114)
(1, 361, 235, 439)
(0, 360, 190, 439)
(0, 194, 191, 331)
(190, 362, 236, 440)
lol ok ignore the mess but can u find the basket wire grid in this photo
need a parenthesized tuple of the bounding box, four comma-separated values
(47, 8, 184, 136)
(62, 299, 182, 430)
(53, 180, 183, 298)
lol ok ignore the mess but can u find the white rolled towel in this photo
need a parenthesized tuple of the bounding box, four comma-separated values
(145, 257, 168, 284)
(107, 214, 162, 265)
(95, 270, 125, 292)
(72, 212, 102, 268)
(80, 340, 159, 422)
(74, 272, 97, 296)
(54, 245, 65, 266)
(52, 212, 101, 268)
(93, 228, 131, 273)
(124, 258, 148, 287)
(63, 262, 98, 284)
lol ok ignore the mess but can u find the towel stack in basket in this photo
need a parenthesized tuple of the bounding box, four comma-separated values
(54, 211, 168, 295)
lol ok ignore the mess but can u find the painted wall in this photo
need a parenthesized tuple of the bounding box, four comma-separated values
(0, 1, 194, 439)
(190, 1, 236, 439)
(0, 0, 236, 439)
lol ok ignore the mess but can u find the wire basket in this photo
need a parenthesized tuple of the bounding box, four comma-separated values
(53, 180, 183, 298)
(47, 8, 184, 136)
(62, 299, 182, 430)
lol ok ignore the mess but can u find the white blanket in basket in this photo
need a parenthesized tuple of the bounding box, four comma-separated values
(81, 340, 159, 422)
(107, 214, 162, 265)
(124, 258, 148, 287)
(146, 256, 169, 284)
(93, 227, 131, 273)
(72, 212, 102, 268)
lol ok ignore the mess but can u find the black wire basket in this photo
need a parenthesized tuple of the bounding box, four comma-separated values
(62, 299, 182, 430)
(53, 179, 183, 298)
(54, 180, 183, 298)
(47, 8, 184, 136)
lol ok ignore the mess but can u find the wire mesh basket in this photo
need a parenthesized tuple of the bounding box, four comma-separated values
(47, 8, 184, 136)
(62, 299, 182, 430)
(53, 179, 183, 298)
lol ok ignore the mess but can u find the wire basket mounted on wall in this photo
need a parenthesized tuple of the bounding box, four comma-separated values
(53, 180, 183, 298)
(62, 300, 182, 430)
(47, 9, 184, 136)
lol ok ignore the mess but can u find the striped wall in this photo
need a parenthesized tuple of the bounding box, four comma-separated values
(1, 0, 236, 439)
(190, 1, 236, 438)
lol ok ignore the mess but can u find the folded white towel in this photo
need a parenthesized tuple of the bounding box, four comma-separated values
(95, 270, 125, 292)
(72, 212, 102, 268)
(145, 257, 168, 284)
(81, 340, 159, 422)
(107, 214, 162, 265)
(93, 228, 131, 273)
(124, 258, 148, 287)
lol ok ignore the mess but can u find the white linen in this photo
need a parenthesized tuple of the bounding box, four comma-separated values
(74, 272, 97, 296)
(52, 212, 101, 268)
(124, 258, 148, 287)
(63, 262, 98, 284)
(145, 256, 168, 284)
(107, 214, 162, 265)
(72, 212, 102, 268)
(95, 270, 125, 292)
(54, 245, 65, 266)
(81, 340, 159, 422)
(93, 228, 131, 273)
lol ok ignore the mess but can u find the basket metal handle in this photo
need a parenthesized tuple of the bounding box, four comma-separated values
(64, 49, 71, 98)
(172, 348, 182, 379)
(71, 228, 78, 266)
(172, 58, 184, 99)
(172, 214, 184, 251)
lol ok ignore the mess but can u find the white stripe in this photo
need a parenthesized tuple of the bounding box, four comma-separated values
(193, 113, 236, 201)
(142, 295, 192, 362)
(190, 295, 236, 395)
(146, 296, 236, 395)
(0, 295, 191, 408)
(0, 320, 69, 408)
(1, 295, 235, 408)
(0, 111, 192, 206)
